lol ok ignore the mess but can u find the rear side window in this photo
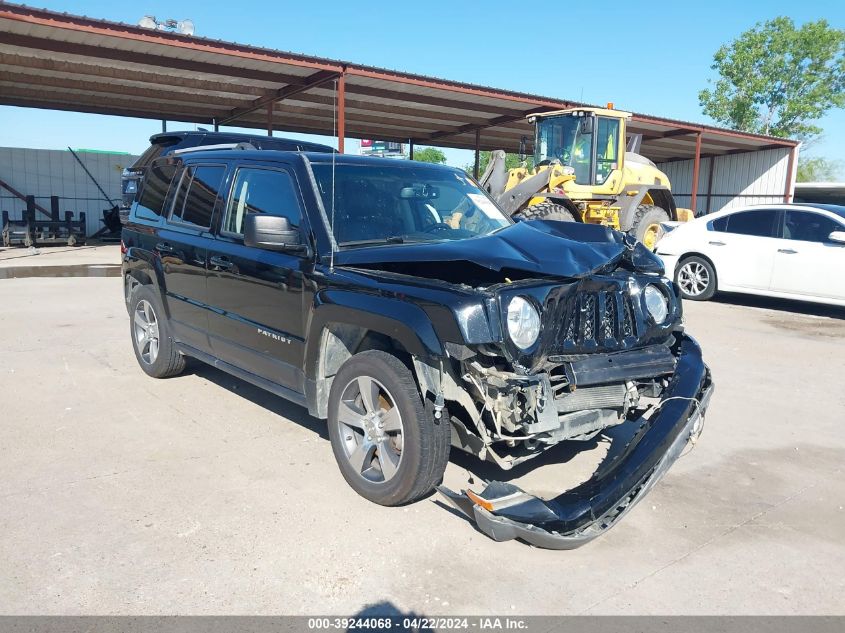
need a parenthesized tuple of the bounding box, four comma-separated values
(783, 210, 843, 243)
(169, 164, 226, 229)
(222, 167, 302, 235)
(130, 143, 165, 171)
(721, 210, 778, 237)
(135, 159, 177, 220)
(710, 216, 729, 232)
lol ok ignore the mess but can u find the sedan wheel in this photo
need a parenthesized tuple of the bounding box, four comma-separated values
(676, 256, 717, 301)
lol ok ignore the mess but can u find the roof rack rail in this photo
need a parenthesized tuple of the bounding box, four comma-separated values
(173, 142, 257, 155)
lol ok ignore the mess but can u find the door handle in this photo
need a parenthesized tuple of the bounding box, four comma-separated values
(777, 248, 798, 254)
(708, 241, 726, 246)
(209, 255, 234, 270)
(155, 242, 175, 253)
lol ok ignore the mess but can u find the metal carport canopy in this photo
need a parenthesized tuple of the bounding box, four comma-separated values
(0, 2, 798, 166)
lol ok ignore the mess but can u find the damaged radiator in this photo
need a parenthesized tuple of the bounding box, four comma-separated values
(554, 383, 627, 413)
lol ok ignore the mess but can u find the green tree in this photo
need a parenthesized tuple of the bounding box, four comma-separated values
(464, 151, 533, 176)
(699, 17, 845, 139)
(411, 147, 447, 164)
(797, 156, 844, 182)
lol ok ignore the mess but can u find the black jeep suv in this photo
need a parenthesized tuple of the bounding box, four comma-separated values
(122, 148, 713, 548)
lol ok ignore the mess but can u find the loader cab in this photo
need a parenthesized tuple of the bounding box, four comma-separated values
(531, 108, 628, 192)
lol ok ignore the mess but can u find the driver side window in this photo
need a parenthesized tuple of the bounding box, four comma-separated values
(595, 117, 620, 184)
(222, 167, 302, 236)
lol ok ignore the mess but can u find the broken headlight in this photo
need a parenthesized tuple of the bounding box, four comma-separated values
(644, 285, 669, 324)
(506, 296, 540, 349)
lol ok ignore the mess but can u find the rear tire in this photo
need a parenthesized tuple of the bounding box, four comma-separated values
(128, 284, 186, 378)
(629, 205, 670, 249)
(327, 350, 450, 506)
(675, 255, 717, 301)
(515, 201, 576, 222)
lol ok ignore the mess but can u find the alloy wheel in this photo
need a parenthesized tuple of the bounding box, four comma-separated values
(133, 299, 160, 364)
(336, 375, 404, 483)
(678, 261, 710, 297)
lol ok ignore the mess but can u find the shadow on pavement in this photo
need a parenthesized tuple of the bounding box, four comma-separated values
(351, 602, 434, 630)
(447, 434, 606, 484)
(185, 360, 330, 441)
(178, 354, 642, 505)
(711, 292, 845, 320)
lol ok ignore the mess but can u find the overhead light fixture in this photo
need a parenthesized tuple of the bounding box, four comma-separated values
(176, 19, 195, 36)
(137, 16, 195, 36)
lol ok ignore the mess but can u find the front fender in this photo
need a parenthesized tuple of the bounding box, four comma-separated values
(304, 289, 444, 379)
(617, 186, 677, 230)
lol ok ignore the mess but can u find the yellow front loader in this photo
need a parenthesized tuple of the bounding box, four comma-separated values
(479, 106, 693, 249)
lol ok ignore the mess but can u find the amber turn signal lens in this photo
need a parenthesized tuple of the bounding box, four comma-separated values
(465, 489, 495, 511)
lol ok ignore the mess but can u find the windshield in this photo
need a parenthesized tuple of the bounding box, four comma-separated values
(535, 115, 593, 184)
(311, 162, 512, 247)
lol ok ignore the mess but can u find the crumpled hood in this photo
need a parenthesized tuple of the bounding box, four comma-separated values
(332, 220, 664, 278)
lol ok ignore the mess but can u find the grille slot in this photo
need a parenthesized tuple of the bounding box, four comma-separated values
(550, 289, 638, 352)
(581, 294, 596, 342)
(622, 295, 635, 338)
(602, 291, 616, 341)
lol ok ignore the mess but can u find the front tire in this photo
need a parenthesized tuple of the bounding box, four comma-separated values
(327, 350, 450, 506)
(675, 255, 717, 301)
(515, 201, 576, 222)
(630, 205, 670, 250)
(129, 284, 186, 378)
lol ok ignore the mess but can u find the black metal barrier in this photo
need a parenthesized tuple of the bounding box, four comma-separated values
(1, 195, 87, 247)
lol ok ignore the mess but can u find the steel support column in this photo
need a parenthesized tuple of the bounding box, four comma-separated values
(705, 155, 716, 214)
(409, 140, 414, 160)
(473, 129, 481, 179)
(784, 146, 798, 202)
(213, 118, 219, 132)
(337, 71, 346, 154)
(161, 119, 166, 133)
(690, 132, 702, 212)
(267, 104, 273, 136)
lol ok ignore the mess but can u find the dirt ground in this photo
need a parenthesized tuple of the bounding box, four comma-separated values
(1, 245, 843, 615)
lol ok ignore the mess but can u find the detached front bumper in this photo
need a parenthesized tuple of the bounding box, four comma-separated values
(438, 334, 713, 549)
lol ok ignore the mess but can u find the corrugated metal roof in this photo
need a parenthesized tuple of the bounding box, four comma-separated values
(0, 2, 798, 158)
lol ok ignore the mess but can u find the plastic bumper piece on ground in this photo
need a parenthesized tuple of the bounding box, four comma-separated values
(438, 334, 713, 549)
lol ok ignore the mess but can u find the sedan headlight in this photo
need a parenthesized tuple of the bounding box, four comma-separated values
(643, 285, 669, 324)
(506, 296, 541, 349)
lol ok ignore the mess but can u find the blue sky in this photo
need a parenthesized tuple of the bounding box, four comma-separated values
(1, 0, 843, 173)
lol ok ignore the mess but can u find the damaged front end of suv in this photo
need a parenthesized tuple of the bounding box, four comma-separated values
(338, 220, 713, 549)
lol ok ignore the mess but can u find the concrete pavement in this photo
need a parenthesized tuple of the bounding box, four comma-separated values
(0, 263, 843, 615)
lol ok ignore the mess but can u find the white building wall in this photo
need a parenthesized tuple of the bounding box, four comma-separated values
(0, 147, 139, 236)
(656, 147, 796, 215)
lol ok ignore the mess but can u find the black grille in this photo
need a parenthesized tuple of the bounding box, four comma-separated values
(548, 290, 638, 352)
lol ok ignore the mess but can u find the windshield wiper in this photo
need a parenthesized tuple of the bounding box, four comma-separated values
(338, 235, 407, 247)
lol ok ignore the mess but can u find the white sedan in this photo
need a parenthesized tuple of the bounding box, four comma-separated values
(656, 203, 845, 306)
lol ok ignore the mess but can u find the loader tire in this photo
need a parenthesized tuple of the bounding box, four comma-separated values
(629, 205, 670, 250)
(515, 201, 576, 223)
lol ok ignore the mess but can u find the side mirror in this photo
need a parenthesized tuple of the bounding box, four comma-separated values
(518, 135, 527, 160)
(243, 214, 304, 252)
(579, 116, 594, 135)
(829, 230, 845, 244)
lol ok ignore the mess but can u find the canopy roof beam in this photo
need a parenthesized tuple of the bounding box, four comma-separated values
(428, 107, 552, 141)
(219, 69, 339, 125)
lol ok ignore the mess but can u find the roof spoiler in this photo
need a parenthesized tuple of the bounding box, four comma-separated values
(172, 142, 257, 155)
